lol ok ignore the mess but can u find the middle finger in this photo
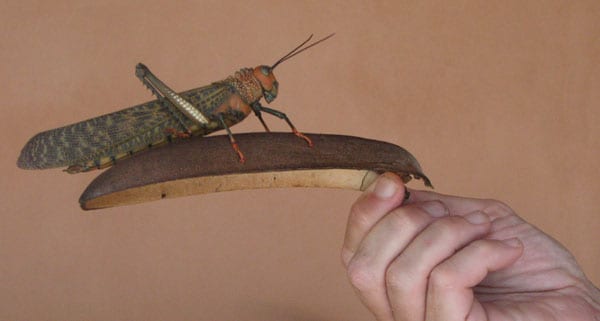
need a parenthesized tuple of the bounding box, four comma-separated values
(386, 211, 492, 321)
(346, 201, 449, 321)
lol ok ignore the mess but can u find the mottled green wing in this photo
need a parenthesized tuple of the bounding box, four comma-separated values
(17, 83, 233, 171)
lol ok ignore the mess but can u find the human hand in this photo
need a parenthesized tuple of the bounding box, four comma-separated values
(342, 173, 600, 320)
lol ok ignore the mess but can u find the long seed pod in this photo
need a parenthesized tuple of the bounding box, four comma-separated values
(79, 133, 433, 210)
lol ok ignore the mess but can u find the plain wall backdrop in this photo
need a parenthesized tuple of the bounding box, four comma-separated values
(1, 1, 599, 320)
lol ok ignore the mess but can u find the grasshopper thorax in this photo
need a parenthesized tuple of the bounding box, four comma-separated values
(229, 34, 334, 105)
(253, 65, 278, 103)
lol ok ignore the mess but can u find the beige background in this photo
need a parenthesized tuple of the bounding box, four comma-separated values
(1, 1, 599, 320)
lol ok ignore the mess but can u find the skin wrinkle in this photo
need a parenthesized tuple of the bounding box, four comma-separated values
(344, 176, 600, 320)
(477, 271, 600, 319)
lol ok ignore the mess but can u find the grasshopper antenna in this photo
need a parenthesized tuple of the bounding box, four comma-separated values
(271, 33, 335, 69)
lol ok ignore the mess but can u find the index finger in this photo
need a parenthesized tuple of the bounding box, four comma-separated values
(342, 173, 408, 266)
(406, 189, 493, 216)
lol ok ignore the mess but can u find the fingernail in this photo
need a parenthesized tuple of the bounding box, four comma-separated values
(502, 237, 523, 249)
(464, 211, 489, 225)
(419, 201, 448, 217)
(371, 175, 398, 199)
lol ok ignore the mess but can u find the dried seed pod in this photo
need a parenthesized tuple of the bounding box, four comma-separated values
(80, 132, 432, 210)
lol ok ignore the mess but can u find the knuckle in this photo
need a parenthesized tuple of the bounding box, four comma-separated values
(385, 256, 423, 294)
(385, 265, 410, 289)
(386, 206, 431, 231)
(429, 265, 456, 289)
(429, 216, 465, 239)
(348, 199, 375, 229)
(481, 199, 514, 217)
(468, 239, 496, 254)
(347, 261, 379, 292)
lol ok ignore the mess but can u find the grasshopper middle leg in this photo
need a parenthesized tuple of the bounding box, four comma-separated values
(218, 114, 245, 163)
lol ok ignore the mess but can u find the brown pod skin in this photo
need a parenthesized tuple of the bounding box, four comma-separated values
(79, 132, 432, 210)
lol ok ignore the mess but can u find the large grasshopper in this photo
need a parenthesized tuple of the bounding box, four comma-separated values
(18, 34, 334, 173)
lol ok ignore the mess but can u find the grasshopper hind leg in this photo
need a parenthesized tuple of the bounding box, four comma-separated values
(135, 63, 209, 133)
(135, 65, 191, 134)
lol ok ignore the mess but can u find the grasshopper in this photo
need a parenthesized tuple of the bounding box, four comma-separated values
(17, 34, 334, 173)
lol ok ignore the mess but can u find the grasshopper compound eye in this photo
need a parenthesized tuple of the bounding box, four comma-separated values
(260, 66, 271, 76)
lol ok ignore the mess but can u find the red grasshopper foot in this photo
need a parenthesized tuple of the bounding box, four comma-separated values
(293, 129, 313, 147)
(231, 142, 246, 163)
(164, 128, 191, 138)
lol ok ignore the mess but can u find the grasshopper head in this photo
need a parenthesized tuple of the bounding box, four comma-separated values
(252, 34, 334, 104)
(253, 65, 279, 103)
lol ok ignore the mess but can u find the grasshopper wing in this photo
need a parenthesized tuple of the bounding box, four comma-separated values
(17, 83, 233, 171)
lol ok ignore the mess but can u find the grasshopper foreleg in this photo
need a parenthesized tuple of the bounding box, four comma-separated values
(251, 102, 271, 132)
(253, 103, 313, 147)
(135, 63, 209, 134)
(218, 114, 245, 163)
